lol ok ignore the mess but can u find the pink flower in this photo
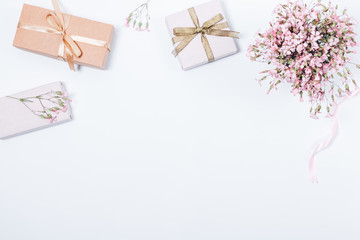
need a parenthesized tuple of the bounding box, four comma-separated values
(50, 116, 57, 124)
(292, 88, 299, 95)
(296, 45, 303, 53)
(60, 106, 68, 113)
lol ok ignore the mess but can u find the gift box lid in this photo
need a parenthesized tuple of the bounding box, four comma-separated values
(166, 0, 239, 70)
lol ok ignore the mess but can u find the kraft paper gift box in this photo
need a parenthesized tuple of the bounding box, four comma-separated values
(0, 82, 72, 139)
(165, 0, 239, 70)
(13, 2, 114, 70)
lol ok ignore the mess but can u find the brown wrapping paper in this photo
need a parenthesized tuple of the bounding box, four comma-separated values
(13, 3, 114, 69)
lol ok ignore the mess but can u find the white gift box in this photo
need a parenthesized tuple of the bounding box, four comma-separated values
(0, 82, 72, 139)
(166, 0, 239, 70)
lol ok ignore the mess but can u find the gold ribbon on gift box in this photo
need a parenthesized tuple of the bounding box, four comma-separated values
(172, 7, 239, 62)
(17, 0, 110, 71)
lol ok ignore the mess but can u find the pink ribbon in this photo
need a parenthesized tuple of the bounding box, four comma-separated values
(310, 89, 360, 183)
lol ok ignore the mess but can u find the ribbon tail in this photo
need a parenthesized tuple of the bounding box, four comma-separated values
(207, 29, 240, 39)
(201, 34, 214, 62)
(309, 89, 360, 183)
(64, 47, 76, 71)
(172, 34, 197, 57)
(172, 36, 186, 44)
(309, 115, 339, 183)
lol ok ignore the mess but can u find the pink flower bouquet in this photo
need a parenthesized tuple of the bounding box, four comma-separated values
(248, 0, 359, 118)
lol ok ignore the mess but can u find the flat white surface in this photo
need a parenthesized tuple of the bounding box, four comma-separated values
(1, 0, 360, 239)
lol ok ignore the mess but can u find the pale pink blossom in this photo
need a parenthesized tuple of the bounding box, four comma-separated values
(50, 116, 57, 124)
(60, 106, 68, 113)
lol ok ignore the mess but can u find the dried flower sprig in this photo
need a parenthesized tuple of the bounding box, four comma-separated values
(125, 0, 150, 32)
(247, 0, 359, 118)
(7, 91, 70, 123)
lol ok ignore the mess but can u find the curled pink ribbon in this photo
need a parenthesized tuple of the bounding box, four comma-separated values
(310, 89, 360, 183)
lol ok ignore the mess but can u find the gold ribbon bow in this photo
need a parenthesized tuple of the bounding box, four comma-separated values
(18, 0, 110, 71)
(172, 7, 239, 62)
(47, 0, 81, 71)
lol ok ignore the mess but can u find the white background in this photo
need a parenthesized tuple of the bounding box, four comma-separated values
(1, 0, 360, 239)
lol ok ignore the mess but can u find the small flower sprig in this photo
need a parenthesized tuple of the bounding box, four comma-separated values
(125, 0, 150, 32)
(247, 0, 360, 118)
(7, 91, 70, 123)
